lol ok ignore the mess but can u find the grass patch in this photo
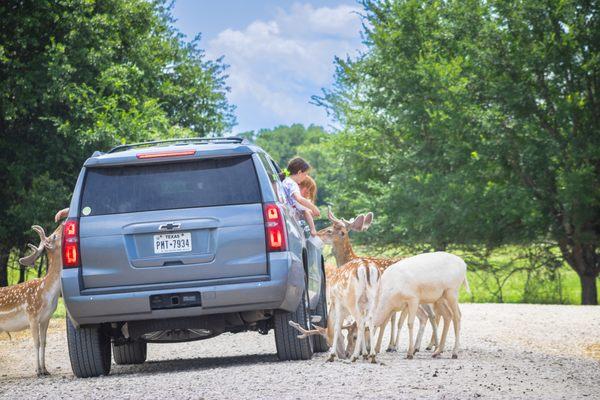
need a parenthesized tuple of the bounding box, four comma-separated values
(328, 244, 599, 305)
(53, 298, 66, 319)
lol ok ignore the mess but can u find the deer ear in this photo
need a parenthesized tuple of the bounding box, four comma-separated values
(348, 214, 365, 232)
(361, 212, 373, 231)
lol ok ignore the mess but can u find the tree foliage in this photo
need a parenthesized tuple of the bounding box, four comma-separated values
(0, 0, 235, 285)
(315, 0, 600, 303)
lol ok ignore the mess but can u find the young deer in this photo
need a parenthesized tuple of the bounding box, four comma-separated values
(317, 209, 438, 354)
(0, 208, 68, 376)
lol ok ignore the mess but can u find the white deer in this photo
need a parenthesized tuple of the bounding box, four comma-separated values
(0, 208, 68, 376)
(371, 252, 470, 359)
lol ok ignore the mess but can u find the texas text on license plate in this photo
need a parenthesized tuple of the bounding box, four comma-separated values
(153, 232, 192, 254)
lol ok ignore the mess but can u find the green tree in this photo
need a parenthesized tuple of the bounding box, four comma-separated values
(0, 0, 235, 286)
(317, 0, 600, 303)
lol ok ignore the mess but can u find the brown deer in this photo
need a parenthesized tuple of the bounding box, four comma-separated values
(317, 208, 439, 354)
(0, 208, 68, 376)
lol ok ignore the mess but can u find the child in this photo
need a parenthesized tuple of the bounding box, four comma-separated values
(281, 157, 321, 236)
(299, 175, 317, 203)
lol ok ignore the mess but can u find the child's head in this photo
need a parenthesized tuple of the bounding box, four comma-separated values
(299, 175, 317, 203)
(286, 157, 311, 182)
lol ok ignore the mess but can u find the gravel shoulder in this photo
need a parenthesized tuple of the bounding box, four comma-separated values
(1, 303, 599, 400)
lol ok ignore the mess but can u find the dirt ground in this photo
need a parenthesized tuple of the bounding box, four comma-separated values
(1, 303, 599, 400)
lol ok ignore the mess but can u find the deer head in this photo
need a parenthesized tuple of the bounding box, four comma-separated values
(18, 225, 62, 267)
(318, 208, 373, 248)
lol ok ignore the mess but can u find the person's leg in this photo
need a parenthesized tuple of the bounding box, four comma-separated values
(303, 209, 317, 236)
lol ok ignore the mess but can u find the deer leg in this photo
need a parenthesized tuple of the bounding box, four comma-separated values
(362, 325, 370, 359)
(385, 312, 397, 352)
(39, 318, 50, 375)
(445, 291, 462, 359)
(28, 318, 42, 376)
(328, 307, 343, 362)
(414, 307, 428, 353)
(426, 308, 442, 351)
(351, 318, 365, 362)
(432, 300, 452, 358)
(393, 307, 408, 352)
(405, 301, 419, 359)
(343, 322, 356, 359)
(368, 316, 379, 363)
(375, 313, 391, 353)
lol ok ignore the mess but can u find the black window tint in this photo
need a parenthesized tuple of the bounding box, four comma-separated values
(81, 156, 261, 216)
(257, 153, 277, 183)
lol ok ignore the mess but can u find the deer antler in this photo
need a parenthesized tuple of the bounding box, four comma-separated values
(19, 243, 44, 267)
(19, 225, 48, 266)
(327, 206, 343, 225)
(288, 321, 324, 339)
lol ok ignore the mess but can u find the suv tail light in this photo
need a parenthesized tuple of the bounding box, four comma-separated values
(62, 218, 80, 268)
(264, 203, 287, 252)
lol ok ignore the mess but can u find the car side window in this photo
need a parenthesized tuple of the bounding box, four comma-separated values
(258, 153, 286, 203)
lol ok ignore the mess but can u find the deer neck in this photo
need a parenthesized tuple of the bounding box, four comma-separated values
(332, 236, 358, 267)
(41, 250, 63, 292)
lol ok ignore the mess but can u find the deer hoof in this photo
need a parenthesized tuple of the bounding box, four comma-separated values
(425, 346, 433, 351)
(369, 355, 377, 364)
(432, 353, 441, 358)
(327, 354, 335, 362)
(386, 347, 396, 353)
(452, 354, 458, 359)
(414, 348, 420, 353)
(406, 354, 414, 360)
(351, 356, 359, 362)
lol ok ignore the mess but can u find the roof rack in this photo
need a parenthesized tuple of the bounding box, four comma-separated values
(107, 137, 249, 154)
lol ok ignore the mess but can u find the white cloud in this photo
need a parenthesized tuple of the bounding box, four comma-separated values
(206, 2, 364, 132)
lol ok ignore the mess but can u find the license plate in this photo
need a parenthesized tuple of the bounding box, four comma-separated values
(153, 232, 192, 254)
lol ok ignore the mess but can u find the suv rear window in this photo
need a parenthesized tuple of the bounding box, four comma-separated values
(81, 156, 261, 216)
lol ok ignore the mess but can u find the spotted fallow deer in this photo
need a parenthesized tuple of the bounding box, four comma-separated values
(290, 257, 381, 363)
(316, 209, 438, 354)
(0, 208, 68, 376)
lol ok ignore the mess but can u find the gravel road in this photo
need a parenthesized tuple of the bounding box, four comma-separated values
(1, 303, 599, 400)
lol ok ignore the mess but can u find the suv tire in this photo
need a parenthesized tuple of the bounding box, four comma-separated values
(113, 341, 147, 365)
(66, 316, 111, 378)
(312, 257, 329, 352)
(274, 286, 314, 361)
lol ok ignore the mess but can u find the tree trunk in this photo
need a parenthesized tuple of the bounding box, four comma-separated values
(558, 239, 598, 305)
(579, 273, 598, 306)
(18, 265, 26, 284)
(0, 250, 8, 287)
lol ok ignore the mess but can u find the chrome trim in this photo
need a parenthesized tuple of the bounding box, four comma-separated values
(158, 222, 181, 231)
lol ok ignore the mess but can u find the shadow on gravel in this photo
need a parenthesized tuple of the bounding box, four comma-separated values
(112, 353, 279, 376)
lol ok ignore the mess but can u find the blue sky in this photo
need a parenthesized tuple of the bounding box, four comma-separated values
(171, 0, 365, 134)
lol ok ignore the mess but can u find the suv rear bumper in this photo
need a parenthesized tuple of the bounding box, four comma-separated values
(62, 252, 305, 327)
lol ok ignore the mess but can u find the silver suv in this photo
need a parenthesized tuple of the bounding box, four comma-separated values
(61, 137, 328, 378)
